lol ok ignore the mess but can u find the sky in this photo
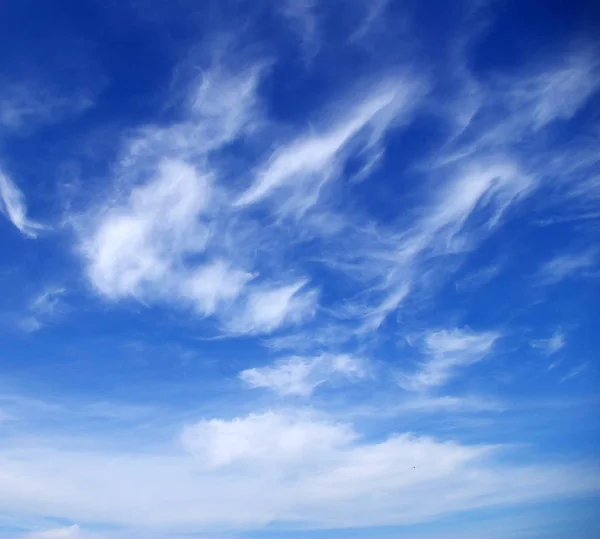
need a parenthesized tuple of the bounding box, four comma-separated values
(0, 0, 599, 538)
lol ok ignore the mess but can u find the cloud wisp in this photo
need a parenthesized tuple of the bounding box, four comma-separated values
(240, 353, 366, 396)
(537, 250, 598, 285)
(397, 328, 500, 392)
(0, 171, 44, 238)
(19, 287, 67, 332)
(531, 331, 566, 356)
(235, 78, 421, 214)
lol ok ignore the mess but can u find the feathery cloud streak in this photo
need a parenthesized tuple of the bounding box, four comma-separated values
(0, 171, 43, 238)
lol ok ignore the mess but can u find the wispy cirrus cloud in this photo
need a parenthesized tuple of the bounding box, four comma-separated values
(76, 49, 425, 337)
(400, 394, 506, 413)
(561, 362, 590, 383)
(235, 78, 422, 214)
(337, 158, 532, 331)
(239, 353, 366, 396)
(80, 150, 316, 334)
(0, 80, 93, 132)
(397, 328, 500, 392)
(19, 286, 67, 333)
(279, 0, 320, 62)
(349, 0, 393, 43)
(0, 171, 44, 238)
(537, 250, 598, 285)
(531, 330, 566, 356)
(3, 5, 598, 537)
(77, 60, 319, 335)
(505, 48, 599, 131)
(455, 264, 502, 291)
(320, 46, 599, 336)
(437, 47, 599, 176)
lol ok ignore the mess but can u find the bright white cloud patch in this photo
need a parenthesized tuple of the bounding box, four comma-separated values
(229, 281, 318, 335)
(183, 260, 252, 316)
(0, 171, 43, 238)
(181, 411, 355, 466)
(78, 67, 422, 335)
(240, 353, 365, 396)
(83, 159, 211, 299)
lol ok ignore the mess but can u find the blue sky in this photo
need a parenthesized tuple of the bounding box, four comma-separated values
(1, 0, 599, 538)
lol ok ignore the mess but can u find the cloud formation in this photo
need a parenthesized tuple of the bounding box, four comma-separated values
(19, 287, 67, 332)
(398, 328, 500, 392)
(0, 171, 44, 238)
(240, 353, 366, 396)
(0, 81, 93, 132)
(2, 409, 598, 533)
(2, 2, 599, 538)
(537, 250, 598, 285)
(531, 331, 566, 356)
(235, 79, 421, 213)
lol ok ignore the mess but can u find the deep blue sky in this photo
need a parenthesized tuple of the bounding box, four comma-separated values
(1, 1, 599, 538)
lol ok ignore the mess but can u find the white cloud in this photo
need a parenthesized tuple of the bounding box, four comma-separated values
(280, 0, 320, 62)
(235, 78, 421, 214)
(537, 250, 597, 285)
(181, 411, 355, 467)
(0, 171, 44, 238)
(4, 13, 600, 539)
(182, 260, 252, 316)
(228, 281, 318, 335)
(439, 47, 599, 165)
(506, 50, 599, 130)
(548, 359, 561, 371)
(400, 395, 506, 413)
(0, 80, 93, 131)
(83, 159, 211, 299)
(240, 353, 366, 396)
(531, 331, 566, 356)
(455, 264, 501, 290)
(341, 158, 532, 330)
(561, 362, 590, 383)
(77, 60, 329, 335)
(126, 62, 265, 165)
(19, 287, 67, 333)
(410, 159, 531, 255)
(349, 0, 392, 42)
(1, 409, 598, 533)
(81, 150, 317, 334)
(79, 59, 267, 299)
(398, 328, 500, 391)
